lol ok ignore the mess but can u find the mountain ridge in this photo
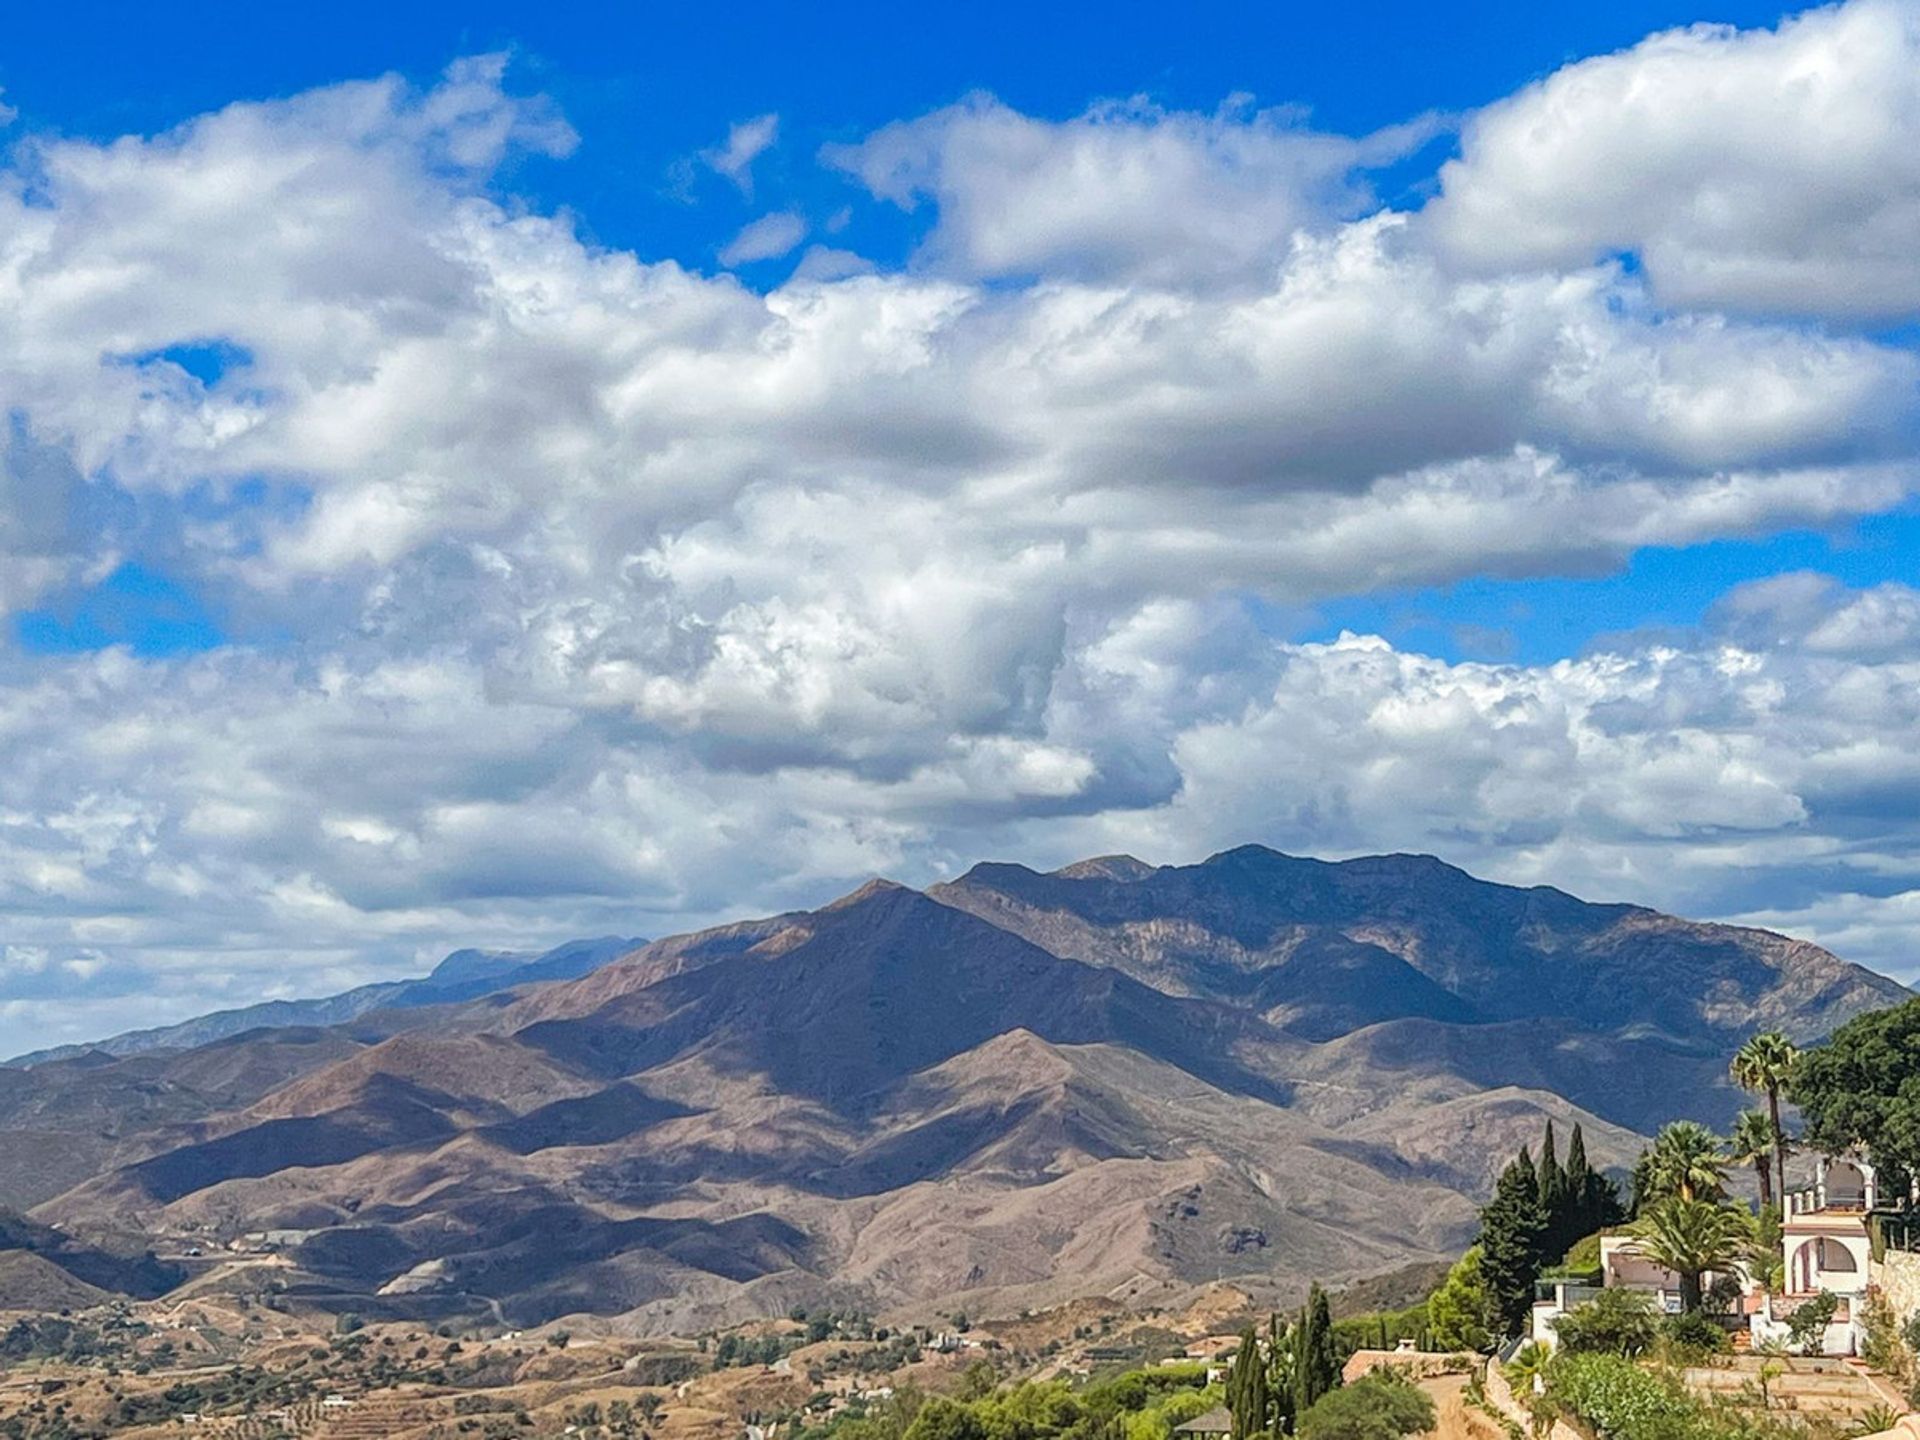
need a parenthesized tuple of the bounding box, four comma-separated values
(7, 936, 644, 1068)
(0, 845, 1905, 1333)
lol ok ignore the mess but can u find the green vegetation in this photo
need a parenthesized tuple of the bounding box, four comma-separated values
(1784, 1292, 1838, 1357)
(1657, 1312, 1729, 1359)
(1328, 1304, 1430, 1360)
(1551, 1288, 1658, 1358)
(1425, 1247, 1490, 1352)
(1733, 1031, 1799, 1205)
(1728, 1111, 1779, 1211)
(1228, 1330, 1268, 1440)
(1531, 1348, 1854, 1440)
(1643, 1123, 1727, 1206)
(800, 1365, 1219, 1440)
(1628, 1196, 1753, 1314)
(1546, 1352, 1695, 1440)
(1481, 1154, 1548, 1339)
(1792, 1001, 1920, 1179)
(1295, 1371, 1433, 1440)
(1478, 1120, 1626, 1339)
(710, 1313, 884, 1371)
(1294, 1287, 1338, 1418)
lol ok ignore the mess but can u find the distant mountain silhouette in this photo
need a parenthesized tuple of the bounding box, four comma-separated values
(7, 936, 642, 1066)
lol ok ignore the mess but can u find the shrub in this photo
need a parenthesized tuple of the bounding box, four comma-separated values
(1658, 1312, 1729, 1359)
(1860, 1290, 1907, 1377)
(1561, 1233, 1605, 1272)
(1546, 1352, 1694, 1440)
(1552, 1290, 1659, 1358)
(902, 1399, 987, 1440)
(1786, 1293, 1838, 1357)
(1296, 1371, 1435, 1440)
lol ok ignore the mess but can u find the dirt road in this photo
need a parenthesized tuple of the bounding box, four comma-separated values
(1419, 1373, 1509, 1440)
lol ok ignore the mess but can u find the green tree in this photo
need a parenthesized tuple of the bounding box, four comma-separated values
(1561, 1124, 1594, 1239)
(958, 1361, 998, 1402)
(1425, 1248, 1491, 1353)
(1293, 1287, 1339, 1417)
(1628, 1148, 1656, 1217)
(1785, 1292, 1839, 1356)
(1295, 1371, 1432, 1440)
(1479, 1154, 1548, 1338)
(1561, 1124, 1623, 1237)
(1513, 1146, 1539, 1206)
(1733, 1030, 1800, 1206)
(1727, 1110, 1777, 1211)
(1788, 1002, 1920, 1179)
(1645, 1122, 1727, 1204)
(1629, 1197, 1754, 1313)
(1549, 1289, 1658, 1357)
(1227, 1329, 1268, 1440)
(1265, 1314, 1295, 1439)
(1539, 1122, 1567, 1254)
(904, 1400, 986, 1440)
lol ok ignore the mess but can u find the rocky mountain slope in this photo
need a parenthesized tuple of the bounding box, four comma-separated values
(1, 847, 1905, 1332)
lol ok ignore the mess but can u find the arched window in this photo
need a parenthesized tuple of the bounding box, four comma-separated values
(1826, 1162, 1868, 1208)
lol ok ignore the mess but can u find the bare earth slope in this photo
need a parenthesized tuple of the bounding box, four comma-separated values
(6, 846, 1907, 1331)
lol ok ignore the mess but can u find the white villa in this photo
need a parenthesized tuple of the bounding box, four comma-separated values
(1749, 1151, 1878, 1355)
(1530, 1234, 1741, 1345)
(1531, 1150, 1895, 1357)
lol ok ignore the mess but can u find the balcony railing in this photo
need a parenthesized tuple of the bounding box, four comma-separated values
(1534, 1282, 1606, 1305)
(1786, 1187, 1868, 1216)
(1532, 1282, 1684, 1314)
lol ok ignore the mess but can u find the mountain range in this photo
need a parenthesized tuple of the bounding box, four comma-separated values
(0, 846, 1904, 1334)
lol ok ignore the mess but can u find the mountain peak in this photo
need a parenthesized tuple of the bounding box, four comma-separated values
(1051, 854, 1156, 882)
(820, 876, 918, 912)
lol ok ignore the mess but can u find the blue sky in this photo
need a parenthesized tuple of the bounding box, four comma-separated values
(3, 0, 1920, 1052)
(0, 0, 1882, 667)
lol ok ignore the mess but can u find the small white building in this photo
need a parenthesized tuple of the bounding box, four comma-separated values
(1531, 1234, 1743, 1349)
(1750, 1152, 1877, 1356)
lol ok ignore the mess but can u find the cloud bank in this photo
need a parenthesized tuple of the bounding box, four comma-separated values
(3, 7, 1920, 1051)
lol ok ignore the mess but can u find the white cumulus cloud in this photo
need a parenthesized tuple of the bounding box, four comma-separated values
(2, 9, 1920, 1052)
(1428, 0, 1920, 320)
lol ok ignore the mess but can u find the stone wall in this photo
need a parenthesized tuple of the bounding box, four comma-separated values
(1874, 1250, 1920, 1325)
(1340, 1350, 1476, 1386)
(1483, 1356, 1584, 1440)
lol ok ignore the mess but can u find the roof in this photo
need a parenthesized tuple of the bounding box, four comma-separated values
(1176, 1408, 1234, 1435)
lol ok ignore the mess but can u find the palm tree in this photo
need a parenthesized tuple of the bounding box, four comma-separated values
(1503, 1341, 1554, 1435)
(1732, 1031, 1799, 1205)
(1647, 1121, 1727, 1204)
(1631, 1196, 1755, 1313)
(1729, 1110, 1777, 1209)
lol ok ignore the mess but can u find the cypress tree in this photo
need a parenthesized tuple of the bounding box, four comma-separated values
(1228, 1327, 1267, 1440)
(1265, 1314, 1294, 1439)
(1628, 1147, 1656, 1218)
(1564, 1124, 1593, 1237)
(1515, 1144, 1539, 1202)
(1539, 1121, 1567, 1259)
(1293, 1284, 1338, 1416)
(1479, 1154, 1549, 1339)
(1540, 1121, 1562, 1202)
